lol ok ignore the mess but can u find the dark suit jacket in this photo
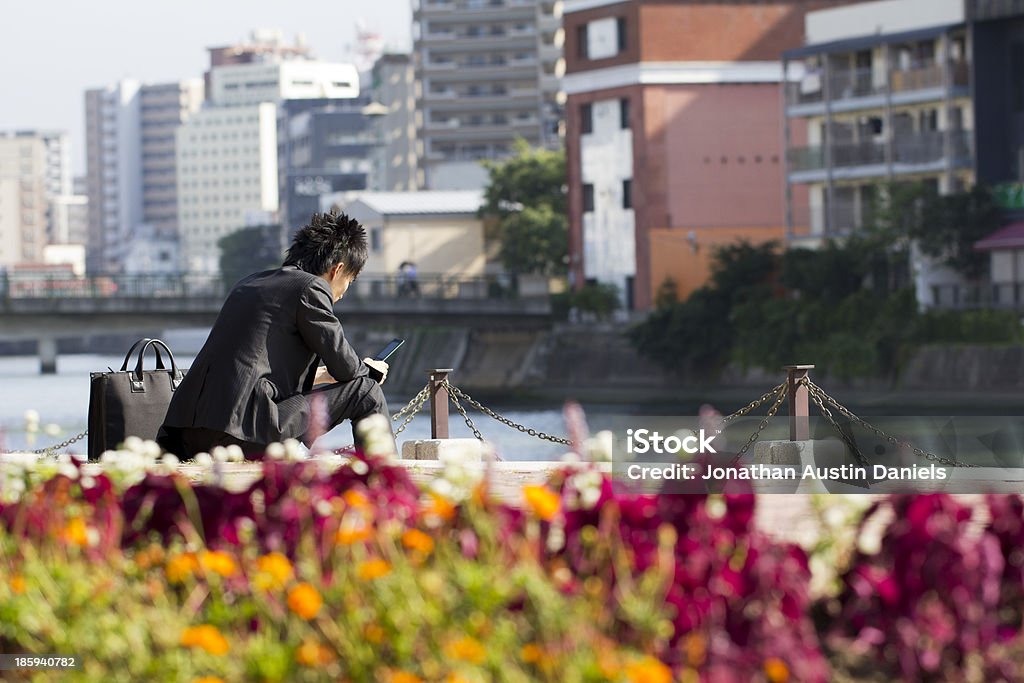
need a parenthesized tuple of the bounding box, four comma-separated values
(160, 265, 367, 444)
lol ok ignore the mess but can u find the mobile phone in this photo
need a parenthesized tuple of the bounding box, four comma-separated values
(373, 338, 405, 362)
(367, 338, 404, 382)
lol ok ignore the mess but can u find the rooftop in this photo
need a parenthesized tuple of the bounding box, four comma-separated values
(348, 190, 485, 216)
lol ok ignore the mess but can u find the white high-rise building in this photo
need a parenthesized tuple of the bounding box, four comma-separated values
(413, 0, 565, 190)
(0, 132, 55, 267)
(84, 79, 203, 273)
(176, 60, 359, 274)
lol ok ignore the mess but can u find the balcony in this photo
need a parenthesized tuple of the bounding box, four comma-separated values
(788, 130, 973, 176)
(787, 60, 972, 113)
(792, 199, 873, 235)
(890, 63, 943, 92)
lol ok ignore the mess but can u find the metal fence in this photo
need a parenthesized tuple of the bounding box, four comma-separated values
(0, 271, 529, 302)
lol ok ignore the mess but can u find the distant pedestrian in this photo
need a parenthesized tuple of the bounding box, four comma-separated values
(398, 261, 419, 298)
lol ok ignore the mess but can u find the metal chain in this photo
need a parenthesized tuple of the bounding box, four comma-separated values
(804, 381, 870, 467)
(448, 389, 484, 440)
(393, 384, 431, 437)
(0, 428, 88, 456)
(805, 379, 978, 468)
(442, 381, 572, 446)
(719, 382, 787, 426)
(728, 383, 789, 464)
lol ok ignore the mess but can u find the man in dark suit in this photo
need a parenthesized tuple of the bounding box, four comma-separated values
(158, 211, 392, 459)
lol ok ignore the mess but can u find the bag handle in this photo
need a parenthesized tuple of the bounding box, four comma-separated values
(132, 339, 180, 387)
(119, 337, 166, 372)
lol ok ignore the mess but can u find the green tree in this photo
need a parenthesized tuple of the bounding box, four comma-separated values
(909, 184, 1002, 280)
(480, 139, 567, 275)
(218, 224, 283, 288)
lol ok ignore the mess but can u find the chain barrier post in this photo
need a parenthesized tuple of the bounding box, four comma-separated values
(428, 369, 453, 439)
(783, 364, 814, 441)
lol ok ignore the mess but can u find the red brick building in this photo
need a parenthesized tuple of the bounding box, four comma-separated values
(564, 0, 853, 311)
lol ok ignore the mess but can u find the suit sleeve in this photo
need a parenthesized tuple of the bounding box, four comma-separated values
(296, 282, 368, 383)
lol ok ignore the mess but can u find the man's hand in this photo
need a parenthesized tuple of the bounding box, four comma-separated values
(363, 358, 389, 384)
(314, 366, 336, 386)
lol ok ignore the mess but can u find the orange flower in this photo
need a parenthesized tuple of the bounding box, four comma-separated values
(192, 678, 226, 683)
(180, 625, 229, 656)
(134, 544, 166, 570)
(522, 485, 560, 521)
(199, 550, 237, 578)
(597, 649, 622, 679)
(287, 582, 323, 620)
(388, 672, 423, 683)
(343, 489, 370, 509)
(401, 529, 435, 555)
(624, 656, 672, 683)
(165, 552, 200, 584)
(62, 517, 90, 546)
(421, 491, 457, 523)
(683, 632, 706, 667)
(357, 559, 392, 581)
(444, 675, 471, 683)
(764, 657, 790, 683)
(364, 623, 386, 644)
(335, 522, 373, 546)
(9, 575, 26, 595)
(443, 636, 486, 665)
(253, 552, 293, 590)
(295, 639, 336, 666)
(520, 643, 543, 663)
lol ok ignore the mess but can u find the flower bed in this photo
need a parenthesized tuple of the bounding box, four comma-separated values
(2, 435, 1023, 682)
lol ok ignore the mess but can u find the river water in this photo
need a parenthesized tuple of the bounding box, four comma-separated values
(0, 355, 572, 460)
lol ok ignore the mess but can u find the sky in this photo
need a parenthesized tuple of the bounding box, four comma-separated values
(0, 0, 413, 176)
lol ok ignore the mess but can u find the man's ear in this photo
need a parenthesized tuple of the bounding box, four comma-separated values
(331, 262, 346, 278)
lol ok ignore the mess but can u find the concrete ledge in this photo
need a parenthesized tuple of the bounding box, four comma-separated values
(401, 438, 483, 461)
(750, 440, 814, 466)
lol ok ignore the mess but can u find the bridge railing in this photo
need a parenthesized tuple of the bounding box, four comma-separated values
(0, 271, 536, 302)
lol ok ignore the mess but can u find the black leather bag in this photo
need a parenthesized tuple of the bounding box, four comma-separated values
(87, 338, 186, 460)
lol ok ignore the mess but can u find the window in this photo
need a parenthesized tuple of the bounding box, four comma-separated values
(581, 103, 593, 134)
(371, 227, 382, 252)
(622, 179, 632, 209)
(582, 183, 594, 212)
(577, 25, 588, 59)
(616, 17, 627, 52)
(619, 98, 630, 129)
(1013, 43, 1024, 111)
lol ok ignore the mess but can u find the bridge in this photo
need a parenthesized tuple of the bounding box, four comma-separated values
(0, 272, 553, 373)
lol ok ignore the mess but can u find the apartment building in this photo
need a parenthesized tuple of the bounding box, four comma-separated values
(413, 0, 564, 190)
(0, 132, 52, 266)
(564, 0, 851, 311)
(84, 79, 203, 274)
(370, 53, 419, 192)
(783, 0, 1024, 306)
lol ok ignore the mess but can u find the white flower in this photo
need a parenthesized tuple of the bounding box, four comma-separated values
(546, 522, 566, 553)
(589, 431, 614, 462)
(265, 443, 286, 460)
(194, 452, 213, 468)
(161, 453, 179, 468)
(141, 440, 162, 459)
(123, 436, 144, 453)
(351, 459, 369, 475)
(282, 439, 305, 461)
(225, 445, 244, 463)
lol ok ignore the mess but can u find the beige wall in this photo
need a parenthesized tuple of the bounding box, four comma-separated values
(361, 216, 487, 279)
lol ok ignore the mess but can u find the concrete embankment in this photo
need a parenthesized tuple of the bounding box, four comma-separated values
(8, 323, 1024, 403)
